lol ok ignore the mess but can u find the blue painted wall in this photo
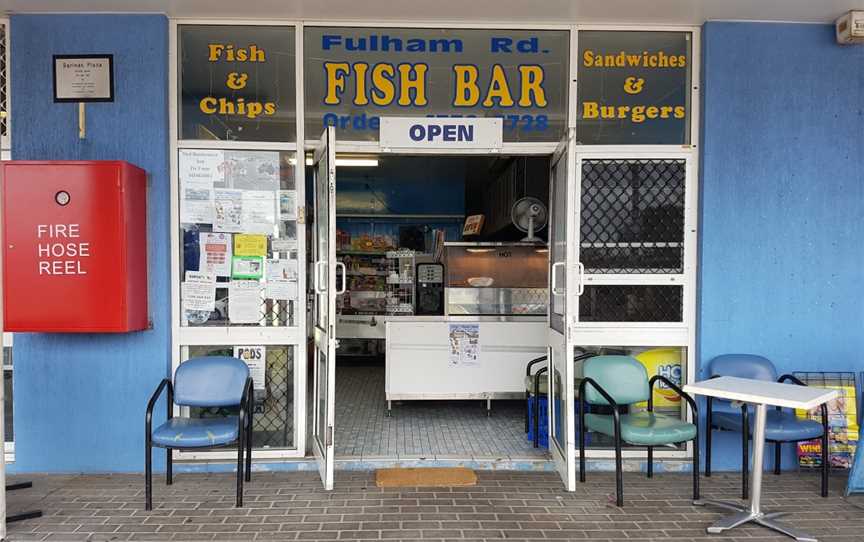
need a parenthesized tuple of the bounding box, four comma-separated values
(9, 15, 170, 472)
(698, 22, 864, 470)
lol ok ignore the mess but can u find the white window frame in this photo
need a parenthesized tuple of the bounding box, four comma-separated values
(169, 19, 307, 460)
(169, 18, 701, 463)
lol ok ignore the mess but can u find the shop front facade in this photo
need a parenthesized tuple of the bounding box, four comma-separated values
(3, 6, 863, 489)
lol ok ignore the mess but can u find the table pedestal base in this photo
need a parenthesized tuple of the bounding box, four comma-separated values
(694, 499, 816, 542)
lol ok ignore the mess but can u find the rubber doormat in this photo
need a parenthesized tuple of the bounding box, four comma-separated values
(375, 467, 478, 487)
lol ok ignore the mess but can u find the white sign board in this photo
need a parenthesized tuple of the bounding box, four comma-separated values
(380, 117, 502, 152)
(53, 55, 114, 102)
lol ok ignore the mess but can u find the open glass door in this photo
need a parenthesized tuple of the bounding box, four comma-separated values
(312, 126, 340, 489)
(547, 130, 577, 491)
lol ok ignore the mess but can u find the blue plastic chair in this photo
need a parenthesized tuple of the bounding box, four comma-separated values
(578, 355, 699, 507)
(705, 354, 828, 499)
(145, 356, 253, 510)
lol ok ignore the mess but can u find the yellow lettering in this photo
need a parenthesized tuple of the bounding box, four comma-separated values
(207, 44, 224, 61)
(199, 97, 217, 114)
(582, 50, 594, 67)
(660, 106, 674, 118)
(397, 63, 428, 106)
(673, 106, 686, 119)
(582, 101, 599, 119)
(371, 64, 396, 106)
(264, 103, 276, 115)
(453, 65, 480, 106)
(631, 106, 647, 123)
(645, 106, 659, 119)
(324, 62, 350, 105)
(353, 63, 369, 106)
(518, 65, 546, 107)
(482, 65, 514, 107)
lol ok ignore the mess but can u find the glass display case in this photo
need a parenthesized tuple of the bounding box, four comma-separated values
(444, 242, 548, 316)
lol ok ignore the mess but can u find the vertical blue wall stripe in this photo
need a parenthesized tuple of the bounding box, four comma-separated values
(699, 22, 864, 470)
(9, 14, 170, 472)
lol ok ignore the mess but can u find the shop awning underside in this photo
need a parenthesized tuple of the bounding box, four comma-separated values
(0, 0, 857, 24)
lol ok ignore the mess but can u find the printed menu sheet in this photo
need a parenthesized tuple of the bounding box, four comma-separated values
(182, 271, 216, 312)
(198, 232, 232, 277)
(228, 280, 263, 324)
(448, 324, 480, 368)
(179, 150, 223, 224)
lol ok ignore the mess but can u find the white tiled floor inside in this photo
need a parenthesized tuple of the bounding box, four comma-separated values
(335, 365, 549, 460)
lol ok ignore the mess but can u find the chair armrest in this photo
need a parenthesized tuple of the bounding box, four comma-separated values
(239, 377, 253, 426)
(533, 366, 548, 397)
(777, 374, 807, 386)
(526, 355, 547, 377)
(579, 377, 620, 409)
(145, 378, 173, 432)
(574, 352, 595, 363)
(649, 375, 698, 417)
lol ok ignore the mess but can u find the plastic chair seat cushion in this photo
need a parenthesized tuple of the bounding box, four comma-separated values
(585, 411, 697, 446)
(151, 417, 240, 448)
(711, 410, 824, 441)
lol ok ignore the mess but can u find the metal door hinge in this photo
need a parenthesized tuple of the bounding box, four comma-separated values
(325, 425, 334, 447)
(297, 207, 306, 224)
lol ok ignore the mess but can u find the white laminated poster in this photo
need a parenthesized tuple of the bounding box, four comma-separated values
(179, 149, 223, 224)
(448, 323, 480, 368)
(265, 259, 299, 300)
(279, 190, 297, 220)
(234, 346, 267, 391)
(214, 189, 243, 232)
(228, 280, 262, 324)
(271, 237, 298, 252)
(224, 150, 280, 191)
(198, 232, 232, 277)
(241, 190, 277, 235)
(182, 271, 216, 312)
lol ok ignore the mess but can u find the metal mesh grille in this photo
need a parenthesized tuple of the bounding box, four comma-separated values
(186, 345, 295, 449)
(580, 159, 685, 274)
(0, 22, 7, 139)
(579, 285, 683, 322)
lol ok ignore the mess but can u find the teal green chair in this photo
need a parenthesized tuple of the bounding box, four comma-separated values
(578, 355, 699, 507)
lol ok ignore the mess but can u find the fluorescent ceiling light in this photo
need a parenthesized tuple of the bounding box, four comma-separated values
(301, 157, 378, 167)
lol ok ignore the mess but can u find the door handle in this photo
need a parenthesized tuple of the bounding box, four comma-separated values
(577, 262, 585, 296)
(551, 261, 565, 296)
(314, 261, 326, 294)
(336, 261, 347, 295)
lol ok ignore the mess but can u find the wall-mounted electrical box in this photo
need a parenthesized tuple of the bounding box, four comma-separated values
(2, 161, 148, 332)
(836, 11, 864, 44)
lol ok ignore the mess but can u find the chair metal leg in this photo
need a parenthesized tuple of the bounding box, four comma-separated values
(145, 439, 153, 511)
(166, 448, 173, 486)
(246, 394, 253, 483)
(705, 399, 713, 477)
(647, 446, 653, 478)
(693, 428, 701, 501)
(774, 441, 781, 475)
(236, 431, 245, 508)
(821, 406, 829, 498)
(578, 396, 586, 483)
(742, 407, 749, 500)
(614, 423, 624, 507)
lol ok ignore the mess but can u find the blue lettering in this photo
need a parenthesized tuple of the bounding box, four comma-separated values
(518, 38, 539, 53)
(443, 125, 456, 141)
(427, 125, 442, 140)
(322, 35, 341, 50)
(491, 37, 512, 53)
(457, 125, 473, 141)
(409, 125, 425, 141)
(322, 113, 339, 127)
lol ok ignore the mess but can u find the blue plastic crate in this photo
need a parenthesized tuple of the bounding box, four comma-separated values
(527, 396, 587, 449)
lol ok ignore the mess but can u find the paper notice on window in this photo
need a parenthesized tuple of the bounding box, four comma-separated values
(265, 259, 299, 300)
(271, 237, 298, 252)
(279, 190, 297, 220)
(182, 271, 216, 312)
(214, 189, 243, 232)
(198, 232, 232, 277)
(228, 280, 262, 324)
(179, 150, 224, 224)
(234, 345, 267, 391)
(241, 190, 277, 235)
(231, 255, 264, 280)
(234, 234, 267, 257)
(448, 324, 480, 368)
(225, 150, 280, 191)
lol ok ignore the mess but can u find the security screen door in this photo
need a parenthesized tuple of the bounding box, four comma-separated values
(312, 127, 340, 489)
(547, 130, 578, 491)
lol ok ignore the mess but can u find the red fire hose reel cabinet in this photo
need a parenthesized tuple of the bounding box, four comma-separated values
(2, 161, 148, 332)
